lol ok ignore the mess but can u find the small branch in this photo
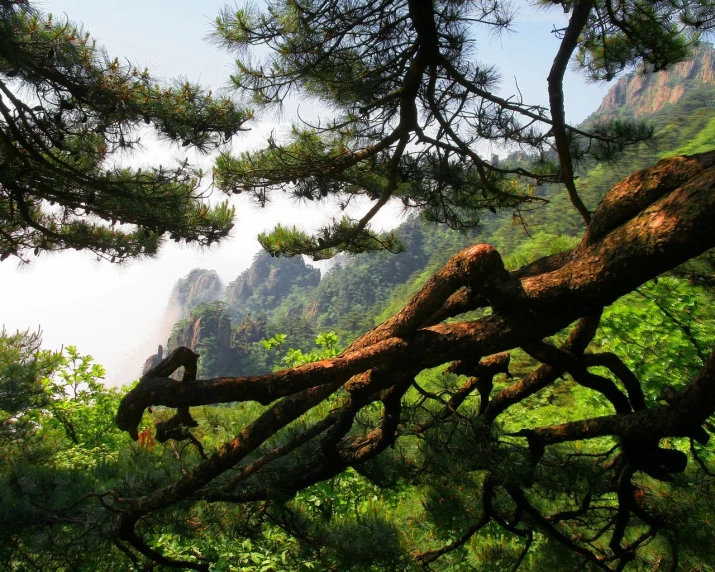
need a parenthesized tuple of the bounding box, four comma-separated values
(582, 352, 646, 411)
(118, 519, 208, 571)
(483, 312, 602, 422)
(507, 486, 609, 570)
(416, 476, 494, 565)
(690, 438, 715, 478)
(523, 341, 632, 414)
(223, 414, 339, 492)
(442, 352, 511, 417)
(526, 345, 715, 447)
(510, 531, 533, 572)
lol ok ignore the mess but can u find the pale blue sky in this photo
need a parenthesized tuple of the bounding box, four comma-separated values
(2, 1, 613, 385)
(35, 0, 610, 121)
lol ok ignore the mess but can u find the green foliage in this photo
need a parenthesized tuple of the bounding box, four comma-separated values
(0, 334, 129, 569)
(148, 75, 715, 565)
(40, 346, 120, 451)
(263, 331, 340, 369)
(598, 277, 715, 401)
(209, 0, 539, 257)
(0, 332, 324, 570)
(258, 220, 405, 261)
(211, 0, 715, 259)
(5, 268, 715, 571)
(0, 328, 62, 437)
(576, 0, 704, 81)
(0, 1, 252, 263)
(260, 332, 287, 350)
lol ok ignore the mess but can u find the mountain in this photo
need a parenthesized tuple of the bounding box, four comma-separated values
(169, 268, 224, 318)
(141, 46, 715, 379)
(224, 252, 321, 320)
(589, 44, 715, 120)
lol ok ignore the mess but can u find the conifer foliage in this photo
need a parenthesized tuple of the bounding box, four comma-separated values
(0, 0, 251, 263)
(211, 0, 706, 256)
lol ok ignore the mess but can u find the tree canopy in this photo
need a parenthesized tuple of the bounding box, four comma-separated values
(212, 0, 710, 258)
(0, 0, 251, 263)
(4, 0, 715, 570)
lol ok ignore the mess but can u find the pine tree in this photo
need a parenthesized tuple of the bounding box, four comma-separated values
(210, 0, 710, 258)
(0, 0, 252, 263)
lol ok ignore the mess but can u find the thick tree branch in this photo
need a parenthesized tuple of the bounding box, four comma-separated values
(526, 345, 715, 447)
(120, 152, 715, 439)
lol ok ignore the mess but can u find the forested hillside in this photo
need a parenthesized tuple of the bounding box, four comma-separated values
(148, 43, 715, 379)
(148, 219, 483, 377)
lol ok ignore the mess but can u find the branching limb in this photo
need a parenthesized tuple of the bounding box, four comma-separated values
(118, 520, 207, 571)
(119, 151, 715, 442)
(523, 341, 632, 414)
(442, 352, 511, 416)
(507, 485, 609, 570)
(482, 312, 602, 423)
(110, 151, 715, 568)
(581, 352, 646, 411)
(346, 243, 516, 352)
(547, 0, 594, 224)
(528, 345, 715, 447)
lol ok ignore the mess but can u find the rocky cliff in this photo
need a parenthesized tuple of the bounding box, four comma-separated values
(142, 344, 164, 376)
(169, 268, 224, 319)
(224, 252, 321, 318)
(152, 254, 322, 378)
(590, 44, 715, 120)
(167, 302, 235, 377)
(142, 223, 434, 377)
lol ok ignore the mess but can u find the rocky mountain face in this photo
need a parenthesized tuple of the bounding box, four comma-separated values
(138, 269, 225, 378)
(148, 254, 322, 378)
(224, 252, 320, 317)
(142, 344, 164, 376)
(169, 302, 234, 376)
(144, 219, 446, 377)
(590, 44, 715, 120)
(169, 268, 224, 319)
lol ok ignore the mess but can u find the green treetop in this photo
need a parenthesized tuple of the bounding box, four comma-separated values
(0, 0, 253, 263)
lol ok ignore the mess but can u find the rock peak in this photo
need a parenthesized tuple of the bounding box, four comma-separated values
(589, 44, 715, 120)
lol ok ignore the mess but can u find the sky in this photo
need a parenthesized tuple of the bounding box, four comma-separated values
(1, 0, 612, 385)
